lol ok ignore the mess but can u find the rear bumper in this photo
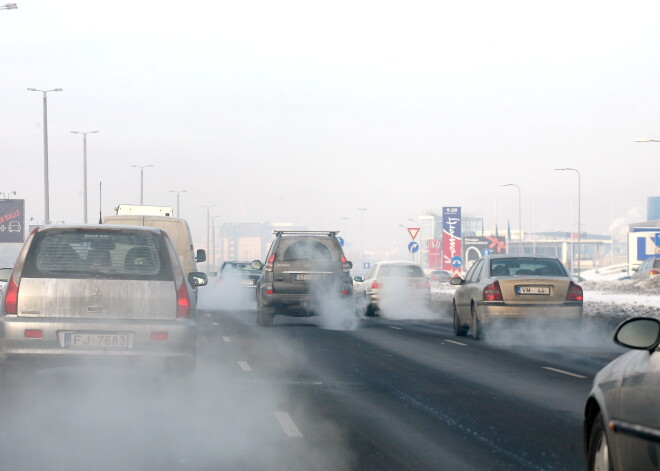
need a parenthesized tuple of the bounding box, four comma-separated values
(259, 292, 353, 315)
(474, 301, 583, 322)
(0, 315, 196, 360)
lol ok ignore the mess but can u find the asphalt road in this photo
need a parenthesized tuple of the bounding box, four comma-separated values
(0, 305, 625, 471)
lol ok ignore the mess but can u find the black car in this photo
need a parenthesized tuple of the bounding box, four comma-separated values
(217, 261, 262, 288)
(251, 231, 353, 326)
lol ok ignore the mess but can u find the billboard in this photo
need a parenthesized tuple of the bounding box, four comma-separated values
(463, 236, 507, 271)
(442, 207, 462, 276)
(427, 239, 442, 270)
(0, 199, 25, 243)
(628, 229, 660, 273)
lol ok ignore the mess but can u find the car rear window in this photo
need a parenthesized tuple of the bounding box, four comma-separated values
(490, 258, 567, 277)
(653, 260, 660, 269)
(222, 262, 261, 274)
(378, 265, 425, 278)
(21, 229, 174, 281)
(279, 239, 338, 262)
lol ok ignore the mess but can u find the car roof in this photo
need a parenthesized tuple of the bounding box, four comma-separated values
(485, 254, 559, 260)
(376, 260, 420, 266)
(37, 224, 162, 234)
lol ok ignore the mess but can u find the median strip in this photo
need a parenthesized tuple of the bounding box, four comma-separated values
(274, 411, 303, 438)
(542, 366, 587, 379)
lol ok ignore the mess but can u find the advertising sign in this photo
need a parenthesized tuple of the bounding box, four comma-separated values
(427, 239, 442, 270)
(0, 199, 25, 243)
(463, 236, 507, 271)
(442, 207, 462, 276)
(628, 229, 660, 273)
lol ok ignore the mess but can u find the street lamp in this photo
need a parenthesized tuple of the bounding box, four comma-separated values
(635, 138, 660, 143)
(201, 204, 215, 273)
(0, 3, 17, 9)
(498, 183, 522, 245)
(71, 130, 99, 223)
(555, 167, 581, 279)
(0, 191, 16, 199)
(28, 87, 62, 225)
(130, 164, 153, 205)
(357, 208, 367, 262)
(169, 189, 187, 217)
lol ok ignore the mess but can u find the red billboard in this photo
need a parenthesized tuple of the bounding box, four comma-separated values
(427, 239, 442, 270)
(442, 207, 462, 277)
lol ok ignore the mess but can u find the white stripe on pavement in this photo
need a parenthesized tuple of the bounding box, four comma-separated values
(238, 361, 252, 372)
(274, 411, 303, 438)
(542, 366, 587, 379)
(222, 336, 231, 342)
(443, 339, 468, 346)
(212, 322, 219, 326)
(387, 326, 402, 330)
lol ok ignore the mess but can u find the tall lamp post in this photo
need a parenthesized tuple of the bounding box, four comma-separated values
(0, 3, 18, 10)
(130, 164, 153, 205)
(169, 189, 187, 217)
(71, 130, 99, 223)
(499, 183, 522, 249)
(28, 87, 62, 225)
(555, 167, 581, 279)
(201, 205, 215, 273)
(357, 208, 367, 263)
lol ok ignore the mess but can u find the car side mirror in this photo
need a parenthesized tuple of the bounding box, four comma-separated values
(251, 260, 263, 270)
(188, 271, 208, 287)
(196, 249, 206, 263)
(354, 276, 364, 282)
(632, 267, 638, 272)
(347, 261, 353, 269)
(450, 277, 463, 285)
(614, 317, 660, 350)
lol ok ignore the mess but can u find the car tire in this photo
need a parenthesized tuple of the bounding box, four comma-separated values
(257, 304, 274, 326)
(366, 304, 377, 317)
(471, 303, 483, 340)
(453, 302, 468, 337)
(588, 412, 612, 471)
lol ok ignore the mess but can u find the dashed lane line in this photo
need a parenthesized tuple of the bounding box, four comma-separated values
(443, 339, 468, 346)
(274, 411, 303, 438)
(212, 322, 219, 326)
(238, 361, 252, 372)
(222, 336, 231, 342)
(542, 366, 588, 379)
(387, 326, 403, 330)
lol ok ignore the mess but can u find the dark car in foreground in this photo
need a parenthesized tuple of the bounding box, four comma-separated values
(251, 231, 352, 326)
(0, 225, 207, 373)
(584, 317, 660, 471)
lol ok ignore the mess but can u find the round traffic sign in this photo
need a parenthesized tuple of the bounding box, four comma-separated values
(408, 241, 420, 253)
(482, 248, 491, 256)
(450, 256, 463, 267)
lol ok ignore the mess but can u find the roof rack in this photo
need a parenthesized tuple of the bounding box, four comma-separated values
(274, 230, 339, 237)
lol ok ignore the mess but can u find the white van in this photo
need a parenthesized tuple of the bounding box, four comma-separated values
(102, 211, 206, 276)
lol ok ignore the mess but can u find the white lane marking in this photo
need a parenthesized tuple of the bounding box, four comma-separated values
(212, 322, 219, 326)
(542, 366, 588, 379)
(222, 336, 231, 342)
(443, 339, 468, 346)
(238, 361, 252, 372)
(274, 411, 303, 438)
(387, 326, 402, 330)
(205, 313, 211, 318)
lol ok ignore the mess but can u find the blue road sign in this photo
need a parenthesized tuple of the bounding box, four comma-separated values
(654, 233, 660, 247)
(408, 241, 420, 253)
(363, 262, 371, 269)
(337, 236, 345, 247)
(451, 256, 463, 267)
(482, 248, 491, 256)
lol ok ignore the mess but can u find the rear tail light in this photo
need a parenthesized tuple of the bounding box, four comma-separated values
(650, 270, 660, 277)
(24, 329, 42, 339)
(566, 281, 583, 302)
(4, 276, 19, 314)
(265, 254, 275, 272)
(176, 282, 190, 317)
(371, 281, 382, 290)
(416, 282, 430, 289)
(341, 254, 350, 273)
(151, 332, 169, 340)
(341, 283, 352, 295)
(483, 281, 503, 301)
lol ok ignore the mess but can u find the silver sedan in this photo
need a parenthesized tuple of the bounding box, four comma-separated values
(450, 254, 583, 339)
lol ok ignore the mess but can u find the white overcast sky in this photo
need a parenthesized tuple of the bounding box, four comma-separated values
(1, 0, 659, 259)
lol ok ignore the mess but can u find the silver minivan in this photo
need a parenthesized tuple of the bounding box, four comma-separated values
(0, 225, 207, 373)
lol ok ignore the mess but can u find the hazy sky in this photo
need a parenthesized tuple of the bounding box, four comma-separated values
(2, 1, 659, 260)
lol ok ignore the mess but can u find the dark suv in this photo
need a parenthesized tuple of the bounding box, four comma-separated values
(251, 231, 353, 326)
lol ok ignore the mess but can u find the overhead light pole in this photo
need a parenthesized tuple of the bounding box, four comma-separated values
(28, 87, 62, 225)
(201, 204, 215, 273)
(555, 167, 581, 279)
(498, 183, 522, 249)
(357, 208, 367, 263)
(130, 164, 153, 205)
(0, 3, 18, 10)
(71, 130, 99, 223)
(169, 189, 187, 217)
(635, 138, 660, 143)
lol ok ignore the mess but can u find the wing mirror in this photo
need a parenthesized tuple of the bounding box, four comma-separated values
(251, 260, 263, 270)
(450, 277, 464, 285)
(188, 271, 208, 287)
(354, 276, 364, 282)
(196, 249, 206, 263)
(614, 317, 660, 350)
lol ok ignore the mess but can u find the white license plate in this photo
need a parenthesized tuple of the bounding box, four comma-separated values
(242, 279, 254, 286)
(293, 273, 322, 281)
(516, 286, 550, 295)
(64, 332, 130, 348)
